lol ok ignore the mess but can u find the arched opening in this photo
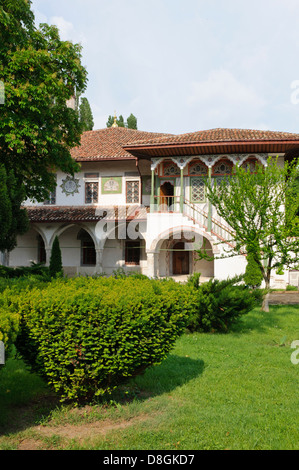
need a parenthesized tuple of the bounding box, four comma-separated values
(77, 229, 96, 266)
(37, 234, 46, 264)
(160, 181, 174, 209)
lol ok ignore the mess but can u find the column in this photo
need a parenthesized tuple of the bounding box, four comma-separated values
(180, 167, 184, 213)
(150, 169, 155, 213)
(207, 167, 212, 232)
(95, 248, 104, 274)
(146, 252, 157, 278)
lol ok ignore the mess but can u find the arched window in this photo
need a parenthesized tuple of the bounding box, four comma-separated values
(212, 159, 233, 176)
(163, 161, 180, 177)
(77, 229, 96, 266)
(188, 161, 208, 176)
(241, 157, 260, 173)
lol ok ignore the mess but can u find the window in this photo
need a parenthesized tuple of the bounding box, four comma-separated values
(125, 241, 141, 265)
(189, 161, 208, 176)
(191, 177, 206, 202)
(126, 180, 140, 204)
(37, 235, 46, 263)
(78, 229, 96, 266)
(241, 158, 259, 173)
(43, 189, 56, 205)
(163, 162, 180, 177)
(85, 181, 99, 204)
(212, 159, 233, 176)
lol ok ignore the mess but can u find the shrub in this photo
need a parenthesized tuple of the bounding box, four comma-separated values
(15, 276, 188, 403)
(187, 276, 262, 333)
(49, 236, 63, 278)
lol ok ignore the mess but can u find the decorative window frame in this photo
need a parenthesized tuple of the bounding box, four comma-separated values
(190, 177, 207, 203)
(212, 159, 233, 176)
(163, 161, 180, 177)
(126, 179, 140, 204)
(188, 160, 209, 176)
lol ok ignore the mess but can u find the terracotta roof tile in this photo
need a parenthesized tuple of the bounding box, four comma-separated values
(124, 128, 299, 148)
(71, 127, 173, 161)
(27, 205, 149, 223)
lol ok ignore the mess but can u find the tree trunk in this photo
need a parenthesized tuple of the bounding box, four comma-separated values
(261, 277, 270, 312)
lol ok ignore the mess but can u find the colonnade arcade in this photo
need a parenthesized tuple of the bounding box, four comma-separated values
(149, 153, 268, 211)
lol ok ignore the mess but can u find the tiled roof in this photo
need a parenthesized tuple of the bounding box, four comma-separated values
(71, 127, 173, 161)
(124, 128, 299, 148)
(27, 205, 149, 223)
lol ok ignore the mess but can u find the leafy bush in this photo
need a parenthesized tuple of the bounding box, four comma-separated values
(187, 276, 262, 333)
(15, 276, 188, 403)
(0, 262, 50, 279)
(0, 277, 50, 366)
(244, 253, 263, 289)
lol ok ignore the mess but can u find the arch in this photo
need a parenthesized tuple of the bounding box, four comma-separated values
(149, 225, 219, 254)
(50, 223, 98, 249)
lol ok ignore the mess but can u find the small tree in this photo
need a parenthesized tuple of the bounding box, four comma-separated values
(49, 236, 63, 278)
(127, 113, 138, 130)
(198, 157, 299, 308)
(106, 113, 138, 129)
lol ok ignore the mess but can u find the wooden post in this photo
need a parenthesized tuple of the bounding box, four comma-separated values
(180, 168, 184, 213)
(208, 167, 212, 232)
(150, 169, 155, 212)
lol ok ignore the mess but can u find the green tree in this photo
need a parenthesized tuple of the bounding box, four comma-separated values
(127, 113, 138, 130)
(79, 97, 94, 131)
(0, 164, 29, 256)
(0, 0, 88, 202)
(106, 113, 138, 129)
(49, 236, 63, 278)
(198, 157, 299, 295)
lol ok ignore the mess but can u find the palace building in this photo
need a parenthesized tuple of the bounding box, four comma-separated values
(5, 120, 299, 288)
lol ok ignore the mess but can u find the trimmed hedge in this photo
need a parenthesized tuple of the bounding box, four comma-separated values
(15, 277, 189, 403)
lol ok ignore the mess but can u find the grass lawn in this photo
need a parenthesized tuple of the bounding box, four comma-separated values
(0, 304, 298, 450)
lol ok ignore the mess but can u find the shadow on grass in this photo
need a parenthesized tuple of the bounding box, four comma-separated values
(0, 354, 204, 437)
(109, 354, 205, 404)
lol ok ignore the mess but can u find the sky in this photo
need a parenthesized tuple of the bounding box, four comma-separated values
(30, 0, 299, 135)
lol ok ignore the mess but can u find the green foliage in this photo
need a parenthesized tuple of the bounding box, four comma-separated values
(186, 276, 262, 333)
(0, 164, 29, 252)
(0, 262, 50, 279)
(79, 97, 94, 131)
(15, 277, 188, 403)
(203, 157, 299, 289)
(106, 113, 138, 129)
(244, 253, 263, 289)
(49, 236, 63, 278)
(126, 113, 138, 130)
(0, 0, 88, 202)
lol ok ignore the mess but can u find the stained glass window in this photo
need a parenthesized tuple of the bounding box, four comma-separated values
(212, 160, 233, 175)
(241, 159, 259, 173)
(85, 181, 98, 204)
(126, 180, 140, 204)
(191, 178, 206, 202)
(163, 162, 180, 177)
(189, 161, 208, 176)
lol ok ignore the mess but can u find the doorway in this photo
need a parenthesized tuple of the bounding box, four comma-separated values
(173, 242, 189, 275)
(160, 181, 174, 210)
